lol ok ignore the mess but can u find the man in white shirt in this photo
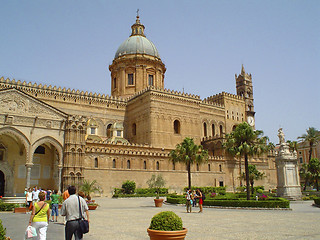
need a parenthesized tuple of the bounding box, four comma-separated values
(32, 186, 40, 204)
(61, 186, 89, 240)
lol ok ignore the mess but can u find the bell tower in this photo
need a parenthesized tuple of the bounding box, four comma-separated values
(235, 65, 255, 127)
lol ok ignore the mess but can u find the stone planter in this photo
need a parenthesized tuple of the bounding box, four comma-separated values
(147, 228, 187, 240)
(154, 198, 164, 207)
(14, 207, 26, 213)
(88, 205, 98, 210)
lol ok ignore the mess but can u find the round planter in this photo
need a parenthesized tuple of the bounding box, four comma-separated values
(154, 198, 164, 207)
(88, 205, 98, 210)
(147, 228, 187, 240)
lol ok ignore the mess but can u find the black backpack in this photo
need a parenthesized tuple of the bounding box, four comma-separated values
(202, 193, 206, 200)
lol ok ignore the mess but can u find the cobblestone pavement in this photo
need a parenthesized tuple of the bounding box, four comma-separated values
(1, 198, 319, 240)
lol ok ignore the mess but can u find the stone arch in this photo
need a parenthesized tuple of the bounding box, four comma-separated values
(0, 127, 30, 161)
(0, 162, 14, 196)
(32, 136, 63, 166)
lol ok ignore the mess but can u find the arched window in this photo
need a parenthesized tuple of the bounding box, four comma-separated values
(196, 163, 199, 171)
(174, 120, 180, 134)
(156, 161, 160, 170)
(172, 162, 175, 170)
(107, 124, 112, 138)
(219, 125, 223, 136)
(94, 158, 98, 168)
(143, 161, 147, 170)
(112, 159, 116, 168)
(208, 164, 211, 171)
(203, 122, 207, 137)
(132, 123, 136, 136)
(232, 125, 237, 131)
(35, 146, 45, 154)
(219, 164, 222, 172)
(212, 124, 215, 137)
(127, 160, 131, 169)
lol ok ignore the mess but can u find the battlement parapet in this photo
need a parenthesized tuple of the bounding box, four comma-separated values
(127, 86, 201, 102)
(201, 99, 224, 108)
(0, 77, 127, 106)
(205, 91, 244, 103)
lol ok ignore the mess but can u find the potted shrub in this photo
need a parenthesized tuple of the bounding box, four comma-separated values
(147, 174, 166, 207)
(147, 211, 187, 240)
(79, 179, 101, 210)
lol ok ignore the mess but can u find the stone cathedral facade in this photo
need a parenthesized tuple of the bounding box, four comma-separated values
(0, 16, 277, 197)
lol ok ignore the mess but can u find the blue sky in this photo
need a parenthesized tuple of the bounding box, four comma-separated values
(0, 0, 319, 143)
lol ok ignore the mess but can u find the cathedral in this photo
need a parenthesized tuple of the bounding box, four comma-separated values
(0, 15, 277, 197)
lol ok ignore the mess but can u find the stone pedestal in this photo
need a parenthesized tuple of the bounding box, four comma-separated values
(275, 129, 302, 200)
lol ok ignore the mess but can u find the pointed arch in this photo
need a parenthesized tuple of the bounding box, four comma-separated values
(32, 136, 63, 166)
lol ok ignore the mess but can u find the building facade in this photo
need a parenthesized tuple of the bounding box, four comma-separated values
(0, 16, 277, 197)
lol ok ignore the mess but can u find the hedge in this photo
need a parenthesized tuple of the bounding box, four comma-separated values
(183, 186, 226, 195)
(166, 196, 290, 208)
(112, 193, 168, 198)
(0, 202, 19, 211)
(314, 197, 320, 206)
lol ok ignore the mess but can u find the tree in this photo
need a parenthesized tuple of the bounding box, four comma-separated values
(299, 163, 312, 191)
(240, 164, 265, 194)
(169, 137, 208, 189)
(147, 174, 166, 199)
(298, 127, 320, 162)
(223, 122, 271, 200)
(79, 180, 101, 199)
(308, 158, 320, 191)
(287, 140, 298, 153)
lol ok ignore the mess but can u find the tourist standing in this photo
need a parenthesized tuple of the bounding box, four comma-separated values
(50, 190, 59, 222)
(185, 189, 192, 213)
(61, 185, 89, 240)
(197, 189, 203, 213)
(29, 191, 50, 240)
(32, 186, 40, 204)
(25, 188, 33, 213)
(192, 190, 198, 207)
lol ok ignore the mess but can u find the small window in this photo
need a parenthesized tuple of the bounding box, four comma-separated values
(203, 123, 207, 137)
(232, 125, 237, 131)
(35, 146, 45, 154)
(219, 181, 224, 187)
(112, 159, 116, 168)
(127, 160, 131, 169)
(208, 164, 211, 171)
(156, 161, 160, 170)
(219, 125, 223, 136)
(107, 124, 112, 138)
(219, 164, 222, 172)
(148, 75, 154, 86)
(91, 127, 96, 135)
(299, 158, 303, 164)
(94, 158, 98, 168)
(174, 120, 180, 134)
(113, 78, 116, 89)
(132, 123, 136, 136)
(117, 130, 121, 137)
(143, 161, 147, 170)
(197, 164, 199, 171)
(299, 151, 302, 155)
(212, 124, 215, 137)
(128, 74, 134, 85)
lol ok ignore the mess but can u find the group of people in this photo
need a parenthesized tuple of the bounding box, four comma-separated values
(185, 189, 204, 213)
(26, 185, 89, 240)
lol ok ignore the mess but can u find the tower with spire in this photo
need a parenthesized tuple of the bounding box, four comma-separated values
(235, 65, 255, 127)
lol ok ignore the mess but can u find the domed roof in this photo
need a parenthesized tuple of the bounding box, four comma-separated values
(115, 35, 160, 59)
(114, 16, 160, 59)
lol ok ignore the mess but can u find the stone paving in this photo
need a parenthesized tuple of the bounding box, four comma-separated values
(1, 198, 320, 240)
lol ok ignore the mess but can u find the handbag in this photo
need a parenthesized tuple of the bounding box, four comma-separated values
(78, 196, 89, 234)
(25, 225, 37, 239)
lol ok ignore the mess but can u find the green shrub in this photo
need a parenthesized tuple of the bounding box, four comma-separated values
(183, 186, 226, 195)
(203, 199, 290, 208)
(314, 197, 320, 206)
(149, 211, 183, 231)
(0, 202, 18, 211)
(122, 180, 136, 194)
(0, 219, 6, 240)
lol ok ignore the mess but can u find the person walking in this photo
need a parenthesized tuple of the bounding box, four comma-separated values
(185, 189, 192, 213)
(28, 191, 50, 240)
(61, 185, 89, 240)
(32, 186, 40, 204)
(197, 189, 203, 213)
(50, 190, 59, 222)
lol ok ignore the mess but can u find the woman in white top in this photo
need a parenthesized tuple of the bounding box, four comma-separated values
(25, 188, 33, 213)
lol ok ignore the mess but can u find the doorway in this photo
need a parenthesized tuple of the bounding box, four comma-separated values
(0, 171, 5, 196)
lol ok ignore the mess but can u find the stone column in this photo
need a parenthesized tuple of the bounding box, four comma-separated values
(26, 164, 32, 189)
(58, 166, 63, 193)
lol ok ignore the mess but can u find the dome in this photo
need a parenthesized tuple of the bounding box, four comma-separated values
(115, 35, 160, 59)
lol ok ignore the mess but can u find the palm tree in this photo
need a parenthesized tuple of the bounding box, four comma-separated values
(240, 164, 265, 194)
(223, 122, 271, 200)
(169, 137, 208, 189)
(308, 158, 320, 191)
(299, 163, 312, 190)
(79, 179, 101, 200)
(298, 127, 320, 162)
(287, 140, 298, 153)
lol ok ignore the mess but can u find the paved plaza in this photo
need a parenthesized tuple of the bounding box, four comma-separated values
(1, 198, 319, 240)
